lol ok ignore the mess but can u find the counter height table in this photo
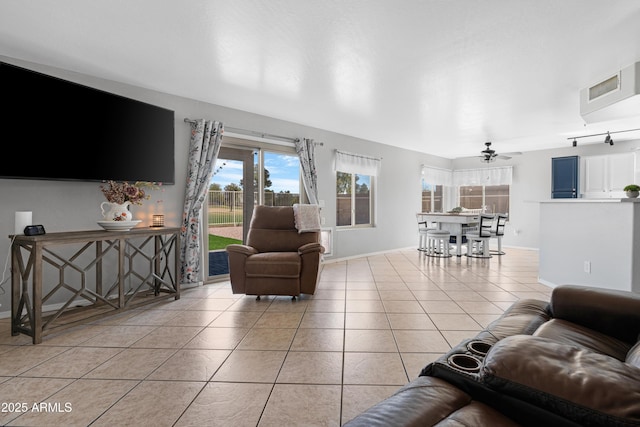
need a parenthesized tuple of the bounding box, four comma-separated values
(418, 213, 479, 257)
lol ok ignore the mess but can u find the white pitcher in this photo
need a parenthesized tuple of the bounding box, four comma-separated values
(101, 201, 132, 221)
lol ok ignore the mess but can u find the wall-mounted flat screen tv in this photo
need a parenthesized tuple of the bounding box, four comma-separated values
(1, 62, 175, 184)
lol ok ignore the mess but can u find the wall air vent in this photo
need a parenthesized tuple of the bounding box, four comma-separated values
(589, 74, 619, 101)
(580, 61, 640, 123)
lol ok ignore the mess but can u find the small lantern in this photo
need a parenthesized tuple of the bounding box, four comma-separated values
(152, 214, 165, 227)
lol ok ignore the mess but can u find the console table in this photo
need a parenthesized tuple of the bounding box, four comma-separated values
(10, 227, 181, 344)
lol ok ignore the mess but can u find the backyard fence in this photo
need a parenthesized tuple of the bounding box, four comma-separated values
(208, 190, 300, 226)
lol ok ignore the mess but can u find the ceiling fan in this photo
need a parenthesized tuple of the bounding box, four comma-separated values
(479, 142, 521, 163)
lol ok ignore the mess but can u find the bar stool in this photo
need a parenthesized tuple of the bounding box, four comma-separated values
(426, 229, 452, 258)
(418, 227, 429, 251)
(490, 213, 508, 255)
(416, 213, 434, 252)
(465, 214, 494, 258)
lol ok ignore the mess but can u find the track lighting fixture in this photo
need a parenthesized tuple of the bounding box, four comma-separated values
(567, 128, 639, 147)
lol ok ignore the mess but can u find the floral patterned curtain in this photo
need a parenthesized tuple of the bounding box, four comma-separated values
(295, 138, 319, 205)
(181, 119, 223, 284)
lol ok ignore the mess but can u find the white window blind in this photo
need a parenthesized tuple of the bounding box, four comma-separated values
(453, 166, 513, 186)
(335, 150, 381, 176)
(421, 166, 453, 186)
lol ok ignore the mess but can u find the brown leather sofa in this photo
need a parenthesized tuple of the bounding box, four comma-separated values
(226, 205, 324, 299)
(344, 285, 640, 427)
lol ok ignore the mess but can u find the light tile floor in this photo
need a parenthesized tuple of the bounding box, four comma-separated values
(0, 247, 552, 426)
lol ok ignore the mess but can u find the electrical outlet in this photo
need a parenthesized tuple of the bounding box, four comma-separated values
(584, 261, 591, 274)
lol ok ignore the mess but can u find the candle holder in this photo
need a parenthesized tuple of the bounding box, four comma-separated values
(152, 214, 165, 227)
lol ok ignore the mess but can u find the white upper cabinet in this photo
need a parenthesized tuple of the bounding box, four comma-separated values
(580, 152, 636, 198)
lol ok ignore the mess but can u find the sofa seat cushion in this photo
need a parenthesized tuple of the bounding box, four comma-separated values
(245, 252, 301, 278)
(481, 335, 640, 427)
(533, 318, 632, 361)
(343, 376, 521, 427)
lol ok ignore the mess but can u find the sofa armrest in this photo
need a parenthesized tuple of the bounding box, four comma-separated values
(550, 285, 640, 344)
(481, 335, 640, 427)
(343, 376, 521, 427)
(298, 242, 325, 255)
(226, 244, 258, 257)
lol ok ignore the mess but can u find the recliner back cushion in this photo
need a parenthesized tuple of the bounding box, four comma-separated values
(246, 206, 319, 252)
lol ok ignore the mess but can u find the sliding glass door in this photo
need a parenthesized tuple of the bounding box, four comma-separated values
(205, 140, 302, 282)
(206, 147, 255, 280)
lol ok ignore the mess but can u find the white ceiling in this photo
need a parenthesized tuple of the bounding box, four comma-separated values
(1, 0, 639, 158)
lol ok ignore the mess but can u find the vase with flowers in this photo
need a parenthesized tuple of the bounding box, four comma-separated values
(100, 180, 158, 222)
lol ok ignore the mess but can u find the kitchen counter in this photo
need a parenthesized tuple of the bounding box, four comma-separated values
(540, 198, 640, 203)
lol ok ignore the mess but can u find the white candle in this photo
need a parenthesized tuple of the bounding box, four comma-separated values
(14, 211, 32, 235)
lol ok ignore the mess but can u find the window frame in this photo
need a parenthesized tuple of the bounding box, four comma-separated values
(458, 184, 510, 215)
(336, 170, 375, 228)
(421, 183, 443, 213)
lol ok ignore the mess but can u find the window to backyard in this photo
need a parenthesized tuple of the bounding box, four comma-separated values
(459, 184, 510, 214)
(421, 183, 443, 212)
(336, 171, 373, 227)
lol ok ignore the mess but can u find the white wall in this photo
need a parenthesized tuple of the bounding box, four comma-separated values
(2, 56, 639, 314)
(539, 200, 640, 292)
(0, 56, 448, 313)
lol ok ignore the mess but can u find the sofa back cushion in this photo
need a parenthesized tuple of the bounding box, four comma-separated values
(550, 285, 640, 344)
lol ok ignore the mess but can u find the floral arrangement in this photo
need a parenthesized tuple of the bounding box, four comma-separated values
(100, 180, 159, 205)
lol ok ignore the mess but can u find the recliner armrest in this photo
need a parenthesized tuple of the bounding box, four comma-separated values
(298, 242, 324, 255)
(226, 244, 258, 257)
(481, 334, 640, 427)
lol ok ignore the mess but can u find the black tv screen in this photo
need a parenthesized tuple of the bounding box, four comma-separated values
(1, 62, 175, 184)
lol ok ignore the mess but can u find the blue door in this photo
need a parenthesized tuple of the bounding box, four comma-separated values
(552, 156, 578, 198)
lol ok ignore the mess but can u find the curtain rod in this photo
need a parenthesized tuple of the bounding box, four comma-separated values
(183, 118, 323, 146)
(335, 149, 381, 161)
(421, 165, 451, 171)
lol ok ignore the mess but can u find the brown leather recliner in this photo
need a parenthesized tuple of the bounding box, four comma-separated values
(226, 205, 324, 299)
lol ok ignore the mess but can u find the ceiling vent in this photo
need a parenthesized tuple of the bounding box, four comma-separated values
(580, 61, 640, 123)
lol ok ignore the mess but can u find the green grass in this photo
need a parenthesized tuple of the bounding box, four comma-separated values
(209, 234, 242, 251)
